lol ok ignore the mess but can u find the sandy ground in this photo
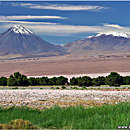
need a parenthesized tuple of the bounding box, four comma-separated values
(0, 89, 130, 109)
(0, 54, 130, 77)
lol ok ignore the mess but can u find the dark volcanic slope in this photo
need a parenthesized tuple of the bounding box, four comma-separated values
(64, 32, 130, 53)
(0, 25, 65, 56)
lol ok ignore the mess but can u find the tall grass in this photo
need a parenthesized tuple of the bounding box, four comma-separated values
(0, 102, 130, 129)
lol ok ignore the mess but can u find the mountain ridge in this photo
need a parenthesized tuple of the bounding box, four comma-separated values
(90, 32, 130, 39)
(63, 32, 130, 54)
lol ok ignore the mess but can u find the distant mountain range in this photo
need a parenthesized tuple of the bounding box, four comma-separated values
(63, 32, 130, 53)
(0, 25, 65, 57)
(1, 25, 130, 58)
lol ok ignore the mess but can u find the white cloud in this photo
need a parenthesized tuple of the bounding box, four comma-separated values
(0, 21, 130, 36)
(29, 5, 106, 11)
(103, 24, 124, 29)
(0, 15, 66, 20)
(12, 3, 108, 11)
(2, 22, 130, 36)
(0, 15, 65, 27)
(0, 20, 57, 25)
(28, 24, 130, 35)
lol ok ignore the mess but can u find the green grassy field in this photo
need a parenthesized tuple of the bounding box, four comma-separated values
(0, 102, 130, 129)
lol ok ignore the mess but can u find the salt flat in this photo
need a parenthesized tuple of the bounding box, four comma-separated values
(0, 90, 130, 109)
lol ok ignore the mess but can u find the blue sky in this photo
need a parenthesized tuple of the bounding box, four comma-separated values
(0, 1, 130, 45)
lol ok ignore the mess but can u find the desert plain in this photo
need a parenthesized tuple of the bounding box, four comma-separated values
(0, 52, 130, 78)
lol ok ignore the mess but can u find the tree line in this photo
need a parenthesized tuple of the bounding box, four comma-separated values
(0, 72, 130, 87)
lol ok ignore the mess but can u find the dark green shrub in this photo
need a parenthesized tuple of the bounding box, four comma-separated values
(28, 77, 38, 86)
(12, 87, 18, 89)
(77, 76, 92, 87)
(92, 76, 105, 86)
(49, 77, 57, 85)
(56, 87, 59, 89)
(70, 77, 78, 85)
(73, 87, 78, 89)
(0, 77, 7, 86)
(105, 72, 123, 86)
(123, 76, 130, 85)
(61, 85, 66, 89)
(7, 72, 29, 86)
(56, 76, 68, 85)
(38, 77, 49, 85)
(82, 86, 86, 89)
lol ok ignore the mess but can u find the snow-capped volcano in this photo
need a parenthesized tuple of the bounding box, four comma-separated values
(64, 31, 130, 53)
(12, 25, 33, 35)
(95, 32, 130, 39)
(0, 25, 65, 56)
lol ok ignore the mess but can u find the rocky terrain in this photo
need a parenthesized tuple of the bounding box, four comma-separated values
(0, 90, 130, 110)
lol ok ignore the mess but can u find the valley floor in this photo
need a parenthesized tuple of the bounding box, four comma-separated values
(0, 53, 130, 78)
(0, 52, 130, 79)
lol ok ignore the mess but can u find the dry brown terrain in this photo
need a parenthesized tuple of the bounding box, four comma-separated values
(0, 53, 130, 77)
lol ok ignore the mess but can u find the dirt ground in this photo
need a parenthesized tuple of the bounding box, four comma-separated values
(0, 53, 130, 77)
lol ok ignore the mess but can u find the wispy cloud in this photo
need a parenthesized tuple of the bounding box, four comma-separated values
(0, 15, 66, 20)
(103, 23, 124, 29)
(1, 22, 129, 36)
(0, 15, 65, 26)
(12, 3, 108, 11)
(0, 20, 57, 25)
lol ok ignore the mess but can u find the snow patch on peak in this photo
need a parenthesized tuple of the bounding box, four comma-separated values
(95, 32, 130, 39)
(88, 35, 94, 38)
(12, 25, 33, 35)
